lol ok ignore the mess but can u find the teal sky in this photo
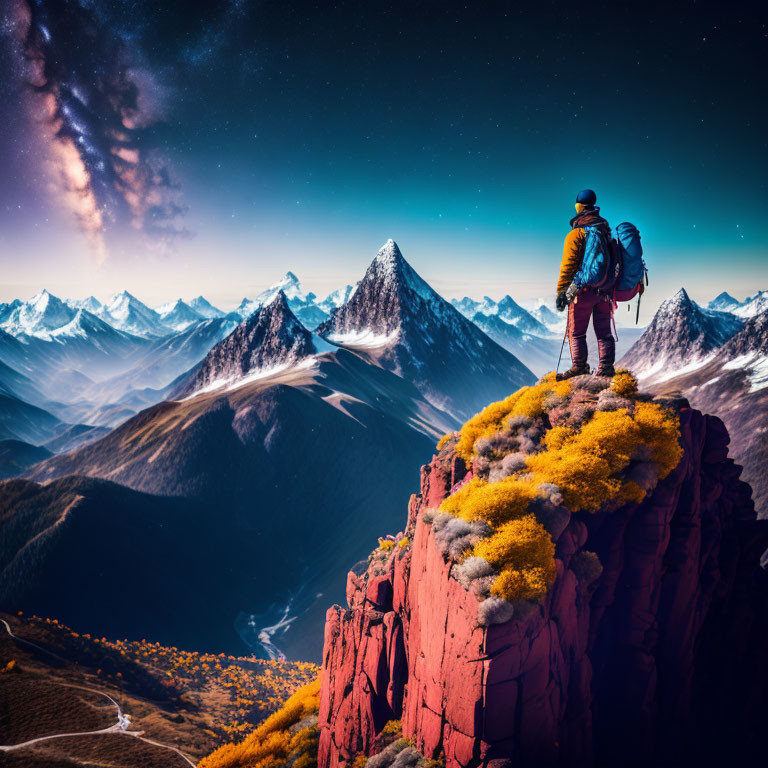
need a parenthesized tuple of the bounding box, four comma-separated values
(1, 1, 765, 325)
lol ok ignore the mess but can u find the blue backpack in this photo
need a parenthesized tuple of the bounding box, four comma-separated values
(573, 225, 616, 290)
(572, 221, 647, 301)
(612, 222, 647, 301)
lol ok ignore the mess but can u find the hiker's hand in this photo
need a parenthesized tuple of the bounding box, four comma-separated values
(556, 292, 568, 312)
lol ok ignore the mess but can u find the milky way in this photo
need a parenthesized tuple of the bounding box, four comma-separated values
(10, 0, 186, 260)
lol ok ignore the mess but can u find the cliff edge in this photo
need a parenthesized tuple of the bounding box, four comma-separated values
(318, 373, 768, 768)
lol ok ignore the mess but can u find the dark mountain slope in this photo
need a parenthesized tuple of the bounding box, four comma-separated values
(0, 440, 52, 480)
(18, 347, 451, 659)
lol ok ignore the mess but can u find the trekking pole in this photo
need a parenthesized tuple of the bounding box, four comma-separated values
(556, 311, 569, 374)
(635, 291, 642, 324)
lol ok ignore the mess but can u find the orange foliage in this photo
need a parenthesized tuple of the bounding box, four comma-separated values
(610, 368, 638, 397)
(439, 476, 542, 527)
(200, 677, 321, 768)
(438, 370, 682, 604)
(454, 374, 572, 460)
(472, 515, 556, 601)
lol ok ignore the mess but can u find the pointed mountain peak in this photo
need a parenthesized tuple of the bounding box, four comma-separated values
(189, 295, 224, 318)
(622, 287, 746, 379)
(29, 289, 59, 311)
(108, 289, 138, 307)
(186, 290, 318, 395)
(373, 238, 404, 267)
(664, 288, 694, 311)
(263, 289, 292, 313)
(363, 239, 435, 302)
(317, 240, 446, 342)
(283, 271, 300, 284)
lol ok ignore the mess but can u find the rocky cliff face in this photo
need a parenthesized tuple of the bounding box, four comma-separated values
(318, 406, 768, 767)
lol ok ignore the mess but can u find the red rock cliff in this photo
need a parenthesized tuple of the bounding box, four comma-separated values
(318, 407, 768, 767)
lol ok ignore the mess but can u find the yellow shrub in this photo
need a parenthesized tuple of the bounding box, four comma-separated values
(295, 753, 317, 768)
(437, 372, 682, 607)
(379, 538, 395, 551)
(382, 719, 402, 735)
(472, 515, 556, 601)
(525, 404, 681, 512)
(200, 677, 321, 768)
(610, 369, 638, 397)
(439, 476, 542, 527)
(454, 391, 523, 460)
(510, 378, 572, 419)
(620, 480, 647, 503)
(454, 377, 573, 460)
(436, 432, 456, 451)
(398, 537, 409, 548)
(544, 425, 576, 451)
(632, 402, 683, 478)
(490, 567, 554, 602)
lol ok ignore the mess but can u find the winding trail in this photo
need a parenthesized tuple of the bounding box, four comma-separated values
(1, 618, 197, 767)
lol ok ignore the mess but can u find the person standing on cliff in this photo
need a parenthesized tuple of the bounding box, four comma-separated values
(555, 189, 615, 379)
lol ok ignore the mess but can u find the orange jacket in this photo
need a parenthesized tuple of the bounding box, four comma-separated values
(557, 209, 611, 295)
(557, 228, 586, 295)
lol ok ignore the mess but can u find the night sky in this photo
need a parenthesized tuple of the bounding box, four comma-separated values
(1, 0, 766, 318)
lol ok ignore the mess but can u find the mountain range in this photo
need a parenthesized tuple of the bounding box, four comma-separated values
(620, 287, 767, 515)
(2, 238, 765, 661)
(707, 289, 768, 318)
(1, 240, 532, 660)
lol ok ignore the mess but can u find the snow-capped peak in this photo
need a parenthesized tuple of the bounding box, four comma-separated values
(451, 293, 553, 337)
(621, 287, 745, 381)
(189, 296, 224, 318)
(30, 289, 53, 311)
(665, 287, 693, 309)
(373, 239, 402, 271)
(155, 299, 203, 332)
(708, 291, 741, 312)
(65, 296, 103, 314)
(733, 290, 768, 319)
(265, 272, 305, 302)
(184, 290, 319, 395)
(318, 283, 359, 313)
(108, 289, 134, 305)
(156, 298, 185, 314)
(0, 289, 76, 338)
(236, 271, 313, 320)
(365, 239, 436, 304)
(103, 290, 166, 338)
(49, 308, 121, 339)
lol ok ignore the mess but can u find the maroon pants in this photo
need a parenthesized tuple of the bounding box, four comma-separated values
(567, 290, 614, 370)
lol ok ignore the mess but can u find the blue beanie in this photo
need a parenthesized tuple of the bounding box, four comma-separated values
(576, 189, 597, 206)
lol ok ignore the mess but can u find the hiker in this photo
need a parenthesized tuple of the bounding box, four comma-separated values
(555, 189, 616, 379)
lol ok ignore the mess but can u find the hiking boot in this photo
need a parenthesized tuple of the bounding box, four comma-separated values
(595, 337, 615, 378)
(557, 364, 591, 381)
